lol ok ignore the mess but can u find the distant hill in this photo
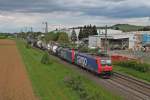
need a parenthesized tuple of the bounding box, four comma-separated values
(71, 24, 150, 32)
(111, 24, 145, 32)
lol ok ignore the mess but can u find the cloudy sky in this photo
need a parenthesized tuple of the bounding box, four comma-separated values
(0, 0, 150, 33)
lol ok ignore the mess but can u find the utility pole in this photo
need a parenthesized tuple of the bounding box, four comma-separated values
(25, 27, 28, 33)
(149, 17, 150, 26)
(98, 29, 101, 48)
(30, 27, 33, 32)
(105, 25, 108, 55)
(46, 22, 48, 33)
(20, 28, 23, 33)
(42, 22, 48, 34)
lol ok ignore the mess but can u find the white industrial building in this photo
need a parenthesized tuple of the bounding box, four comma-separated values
(89, 33, 135, 50)
(55, 28, 150, 50)
(97, 29, 122, 34)
(89, 30, 150, 50)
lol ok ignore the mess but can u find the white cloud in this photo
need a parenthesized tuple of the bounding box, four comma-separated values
(0, 0, 150, 32)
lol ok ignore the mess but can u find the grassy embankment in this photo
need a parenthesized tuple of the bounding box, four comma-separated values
(113, 62, 150, 82)
(111, 50, 150, 82)
(16, 40, 122, 100)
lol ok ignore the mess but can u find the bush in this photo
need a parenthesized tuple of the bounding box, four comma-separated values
(57, 32, 69, 43)
(41, 52, 51, 64)
(114, 61, 150, 72)
(79, 46, 89, 53)
(26, 43, 31, 49)
(64, 76, 101, 100)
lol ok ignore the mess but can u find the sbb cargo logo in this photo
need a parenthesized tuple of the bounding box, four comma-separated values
(77, 56, 87, 67)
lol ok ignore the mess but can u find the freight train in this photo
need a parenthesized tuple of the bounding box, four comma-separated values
(57, 47, 112, 76)
(33, 40, 113, 78)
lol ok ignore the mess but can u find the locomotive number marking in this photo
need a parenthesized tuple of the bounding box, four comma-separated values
(77, 56, 87, 67)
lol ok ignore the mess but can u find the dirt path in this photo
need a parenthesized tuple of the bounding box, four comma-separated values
(0, 39, 37, 100)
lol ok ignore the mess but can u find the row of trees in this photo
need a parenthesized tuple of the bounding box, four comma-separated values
(17, 32, 42, 39)
(44, 32, 69, 44)
(19, 24, 97, 45)
(45, 24, 98, 45)
(78, 25, 97, 40)
(0, 33, 15, 39)
(138, 26, 150, 31)
(17, 31, 69, 45)
(70, 25, 98, 43)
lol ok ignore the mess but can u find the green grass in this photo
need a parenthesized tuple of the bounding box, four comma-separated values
(0, 35, 7, 39)
(111, 50, 150, 82)
(114, 65, 150, 82)
(16, 40, 122, 100)
(0, 34, 15, 39)
(113, 61, 150, 72)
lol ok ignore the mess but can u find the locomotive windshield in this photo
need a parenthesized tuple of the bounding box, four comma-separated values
(101, 57, 112, 66)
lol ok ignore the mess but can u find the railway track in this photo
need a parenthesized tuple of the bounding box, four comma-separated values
(109, 72, 150, 100)
(49, 53, 150, 100)
(50, 53, 150, 100)
(35, 47, 150, 100)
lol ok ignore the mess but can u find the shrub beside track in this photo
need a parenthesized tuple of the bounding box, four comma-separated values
(114, 61, 150, 72)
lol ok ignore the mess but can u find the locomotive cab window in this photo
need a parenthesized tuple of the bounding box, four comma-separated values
(106, 60, 111, 66)
(100, 56, 112, 66)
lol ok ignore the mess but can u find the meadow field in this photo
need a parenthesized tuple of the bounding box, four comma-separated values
(16, 40, 122, 100)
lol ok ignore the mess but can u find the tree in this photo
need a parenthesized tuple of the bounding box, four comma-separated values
(41, 52, 51, 64)
(92, 25, 97, 35)
(115, 27, 120, 30)
(89, 24, 93, 35)
(84, 25, 89, 37)
(78, 27, 84, 40)
(142, 27, 150, 31)
(57, 32, 69, 43)
(71, 28, 77, 43)
(44, 32, 59, 43)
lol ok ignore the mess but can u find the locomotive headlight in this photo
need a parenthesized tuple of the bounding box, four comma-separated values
(101, 60, 106, 65)
(106, 60, 111, 66)
(101, 59, 112, 66)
